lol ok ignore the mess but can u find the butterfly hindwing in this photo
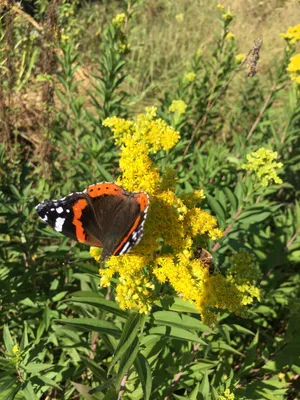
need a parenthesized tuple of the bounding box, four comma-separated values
(85, 183, 149, 260)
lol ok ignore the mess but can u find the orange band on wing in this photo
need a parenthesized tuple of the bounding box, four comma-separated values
(72, 199, 88, 243)
(134, 192, 149, 212)
(113, 215, 141, 255)
(87, 182, 123, 198)
(72, 199, 102, 247)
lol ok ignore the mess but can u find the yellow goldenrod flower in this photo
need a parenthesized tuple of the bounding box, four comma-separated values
(217, 4, 225, 11)
(112, 13, 126, 27)
(235, 53, 246, 63)
(119, 43, 130, 53)
(287, 54, 300, 83)
(280, 24, 300, 45)
(196, 49, 203, 57)
(222, 12, 233, 22)
(179, 190, 205, 208)
(12, 344, 19, 355)
(219, 388, 235, 400)
(90, 246, 103, 262)
(242, 147, 283, 187)
(168, 100, 187, 115)
(175, 13, 184, 22)
(225, 31, 235, 40)
(227, 249, 262, 305)
(97, 108, 260, 320)
(184, 72, 196, 82)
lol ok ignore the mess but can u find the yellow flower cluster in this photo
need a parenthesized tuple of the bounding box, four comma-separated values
(168, 100, 187, 115)
(227, 249, 262, 305)
(112, 13, 126, 27)
(280, 24, 300, 45)
(175, 13, 184, 22)
(242, 147, 283, 187)
(119, 43, 130, 53)
(225, 32, 235, 40)
(219, 388, 235, 400)
(287, 54, 300, 84)
(12, 344, 19, 355)
(184, 72, 196, 82)
(91, 108, 261, 321)
(235, 53, 246, 64)
(222, 12, 233, 22)
(104, 255, 155, 313)
(217, 4, 225, 11)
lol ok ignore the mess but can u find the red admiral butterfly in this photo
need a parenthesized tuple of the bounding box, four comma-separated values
(36, 182, 149, 261)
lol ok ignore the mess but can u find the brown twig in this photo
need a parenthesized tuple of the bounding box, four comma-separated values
(286, 229, 299, 249)
(246, 83, 277, 141)
(118, 373, 128, 400)
(0, 1, 43, 31)
(11, 5, 43, 31)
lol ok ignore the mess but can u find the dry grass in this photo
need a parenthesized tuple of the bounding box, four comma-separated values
(78, 0, 300, 108)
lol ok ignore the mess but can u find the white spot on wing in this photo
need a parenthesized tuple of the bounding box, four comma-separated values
(120, 241, 131, 254)
(43, 215, 48, 222)
(55, 217, 65, 232)
(56, 206, 64, 214)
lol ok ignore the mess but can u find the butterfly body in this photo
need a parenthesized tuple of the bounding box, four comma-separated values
(36, 182, 149, 261)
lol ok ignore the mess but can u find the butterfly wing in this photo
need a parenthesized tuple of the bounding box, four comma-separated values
(36, 183, 150, 260)
(85, 183, 149, 260)
(35, 192, 103, 247)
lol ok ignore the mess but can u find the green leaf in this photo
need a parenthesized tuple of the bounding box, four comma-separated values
(149, 326, 207, 345)
(9, 185, 22, 200)
(22, 381, 38, 400)
(189, 382, 200, 400)
(3, 325, 14, 355)
(157, 297, 200, 314)
(24, 363, 54, 374)
(89, 377, 116, 395)
(211, 341, 243, 356)
(55, 318, 121, 337)
(31, 375, 61, 390)
(224, 187, 238, 212)
(134, 353, 152, 400)
(20, 322, 28, 351)
(97, 164, 114, 181)
(238, 331, 259, 376)
(188, 359, 218, 371)
(82, 356, 107, 382)
(71, 381, 98, 400)
(68, 297, 128, 319)
(108, 313, 141, 374)
(206, 194, 226, 223)
(222, 324, 255, 336)
(239, 210, 271, 225)
(152, 311, 213, 334)
(199, 371, 210, 400)
(0, 376, 18, 393)
(115, 337, 140, 390)
(4, 385, 22, 400)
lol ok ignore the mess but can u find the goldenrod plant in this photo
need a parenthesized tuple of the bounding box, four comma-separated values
(0, 1, 299, 399)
